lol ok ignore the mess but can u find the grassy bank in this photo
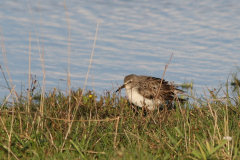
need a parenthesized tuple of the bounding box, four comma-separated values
(0, 82, 240, 160)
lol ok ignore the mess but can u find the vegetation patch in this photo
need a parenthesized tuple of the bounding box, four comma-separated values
(0, 77, 240, 159)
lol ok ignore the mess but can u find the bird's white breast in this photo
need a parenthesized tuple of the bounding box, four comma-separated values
(125, 87, 161, 110)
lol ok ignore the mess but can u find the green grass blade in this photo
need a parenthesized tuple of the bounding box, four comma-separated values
(209, 140, 228, 155)
(196, 141, 207, 160)
(174, 127, 184, 138)
(70, 140, 85, 159)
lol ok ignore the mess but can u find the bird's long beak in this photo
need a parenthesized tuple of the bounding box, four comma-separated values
(116, 84, 125, 92)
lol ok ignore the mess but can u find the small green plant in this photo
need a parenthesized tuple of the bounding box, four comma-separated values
(181, 80, 194, 90)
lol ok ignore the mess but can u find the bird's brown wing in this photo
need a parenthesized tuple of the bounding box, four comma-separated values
(137, 76, 183, 101)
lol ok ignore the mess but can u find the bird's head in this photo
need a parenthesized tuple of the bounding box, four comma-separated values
(116, 74, 137, 92)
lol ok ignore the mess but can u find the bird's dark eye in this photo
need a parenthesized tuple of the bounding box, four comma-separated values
(128, 81, 132, 83)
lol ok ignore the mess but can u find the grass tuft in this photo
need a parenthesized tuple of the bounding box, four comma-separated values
(0, 81, 239, 159)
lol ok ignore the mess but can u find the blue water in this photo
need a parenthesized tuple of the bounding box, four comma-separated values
(0, 0, 240, 100)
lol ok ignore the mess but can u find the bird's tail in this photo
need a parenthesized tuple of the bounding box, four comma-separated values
(173, 88, 184, 94)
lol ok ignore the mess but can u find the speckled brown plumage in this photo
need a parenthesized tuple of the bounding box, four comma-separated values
(116, 74, 185, 110)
